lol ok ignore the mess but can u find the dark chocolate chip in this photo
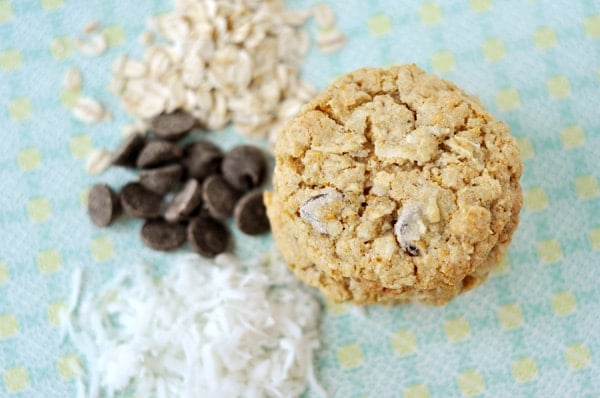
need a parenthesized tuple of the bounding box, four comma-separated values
(111, 133, 146, 167)
(187, 216, 230, 258)
(234, 190, 270, 235)
(119, 182, 162, 219)
(139, 164, 183, 195)
(164, 179, 203, 223)
(222, 145, 266, 191)
(406, 244, 420, 257)
(182, 140, 222, 181)
(150, 109, 195, 141)
(140, 219, 187, 251)
(87, 184, 120, 227)
(136, 140, 182, 169)
(202, 175, 240, 220)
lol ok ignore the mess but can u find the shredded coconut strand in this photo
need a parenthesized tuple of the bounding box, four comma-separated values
(66, 253, 324, 398)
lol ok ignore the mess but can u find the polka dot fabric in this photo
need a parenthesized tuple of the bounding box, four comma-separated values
(0, 0, 599, 396)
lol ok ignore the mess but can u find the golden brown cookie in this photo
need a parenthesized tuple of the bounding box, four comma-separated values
(265, 64, 523, 305)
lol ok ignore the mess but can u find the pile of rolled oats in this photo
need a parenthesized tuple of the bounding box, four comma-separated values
(108, 0, 344, 141)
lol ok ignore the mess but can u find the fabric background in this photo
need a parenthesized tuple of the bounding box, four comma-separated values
(0, 0, 599, 396)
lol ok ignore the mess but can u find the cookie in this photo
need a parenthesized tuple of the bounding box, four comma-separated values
(265, 64, 523, 305)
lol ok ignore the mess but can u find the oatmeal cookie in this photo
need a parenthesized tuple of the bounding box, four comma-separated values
(265, 64, 523, 305)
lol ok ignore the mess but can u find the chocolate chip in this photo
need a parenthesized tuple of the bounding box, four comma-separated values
(136, 140, 182, 169)
(150, 109, 195, 141)
(119, 182, 162, 219)
(140, 219, 187, 251)
(182, 140, 222, 181)
(164, 179, 203, 223)
(139, 164, 183, 195)
(234, 190, 270, 235)
(202, 175, 240, 220)
(111, 133, 146, 167)
(87, 184, 120, 227)
(222, 145, 267, 191)
(187, 216, 230, 258)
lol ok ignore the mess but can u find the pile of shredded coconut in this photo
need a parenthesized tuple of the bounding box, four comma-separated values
(65, 253, 324, 398)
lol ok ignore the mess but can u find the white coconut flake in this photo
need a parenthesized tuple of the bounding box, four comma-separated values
(66, 252, 324, 398)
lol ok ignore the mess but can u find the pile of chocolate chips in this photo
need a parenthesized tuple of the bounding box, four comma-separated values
(87, 110, 270, 258)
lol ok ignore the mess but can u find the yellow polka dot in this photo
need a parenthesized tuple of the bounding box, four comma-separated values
(583, 15, 600, 38)
(497, 303, 524, 330)
(574, 175, 599, 200)
(0, 49, 22, 71)
(533, 27, 557, 49)
(0, 261, 8, 285)
(50, 37, 74, 59)
(27, 198, 52, 223)
(482, 38, 505, 62)
(565, 344, 591, 370)
(324, 298, 349, 315)
(337, 343, 364, 369)
(515, 136, 534, 160)
(60, 88, 82, 108)
(547, 76, 571, 99)
(404, 384, 430, 398)
(419, 3, 442, 26)
(80, 187, 91, 208)
(17, 147, 42, 171)
(431, 50, 455, 74)
(47, 301, 67, 327)
(551, 291, 576, 316)
(57, 354, 83, 379)
(103, 25, 126, 47)
(0, 314, 19, 339)
(560, 125, 585, 149)
(491, 255, 510, 276)
(511, 357, 538, 383)
(3, 367, 29, 393)
(457, 370, 485, 397)
(589, 228, 600, 251)
(91, 236, 115, 262)
(0, 1, 12, 24)
(445, 317, 470, 342)
(69, 134, 94, 159)
(391, 330, 417, 356)
(37, 249, 63, 274)
(367, 14, 392, 37)
(536, 239, 562, 264)
(41, 0, 64, 10)
(8, 97, 32, 121)
(523, 188, 548, 212)
(469, 0, 492, 13)
(495, 87, 520, 111)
